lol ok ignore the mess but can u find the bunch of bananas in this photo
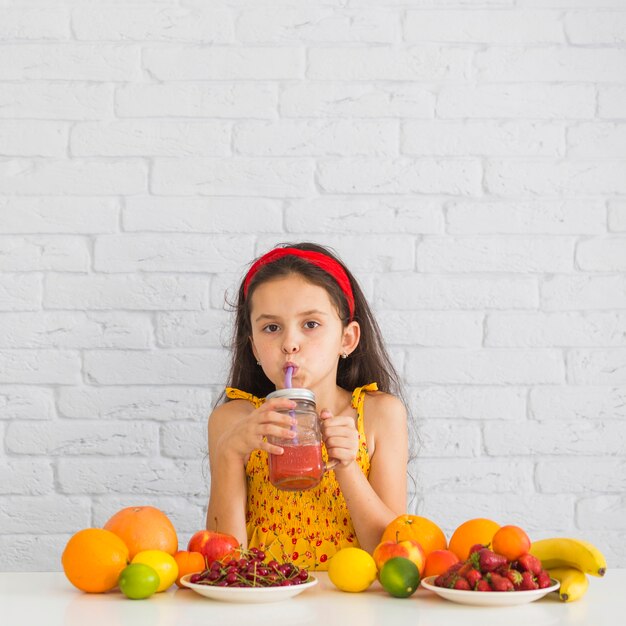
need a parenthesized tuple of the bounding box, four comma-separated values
(530, 537, 607, 602)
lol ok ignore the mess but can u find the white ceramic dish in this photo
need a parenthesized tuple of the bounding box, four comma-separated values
(420, 575, 560, 607)
(180, 573, 318, 604)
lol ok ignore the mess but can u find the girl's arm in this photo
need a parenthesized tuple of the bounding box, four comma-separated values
(322, 393, 408, 553)
(206, 397, 298, 546)
(206, 402, 248, 544)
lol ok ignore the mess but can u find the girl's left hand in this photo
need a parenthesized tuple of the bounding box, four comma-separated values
(320, 409, 359, 467)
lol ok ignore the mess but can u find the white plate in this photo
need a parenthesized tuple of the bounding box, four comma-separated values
(420, 575, 560, 607)
(180, 573, 318, 604)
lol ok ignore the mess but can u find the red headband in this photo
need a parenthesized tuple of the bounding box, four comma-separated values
(243, 247, 355, 320)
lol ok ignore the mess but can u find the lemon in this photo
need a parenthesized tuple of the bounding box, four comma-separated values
(328, 548, 377, 593)
(379, 557, 420, 598)
(131, 550, 178, 592)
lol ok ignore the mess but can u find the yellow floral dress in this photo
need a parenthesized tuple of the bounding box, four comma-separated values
(224, 383, 377, 571)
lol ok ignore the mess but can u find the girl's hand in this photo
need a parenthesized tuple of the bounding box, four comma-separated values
(216, 398, 298, 462)
(320, 409, 359, 468)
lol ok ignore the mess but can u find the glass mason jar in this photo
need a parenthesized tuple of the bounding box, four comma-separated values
(265, 388, 338, 491)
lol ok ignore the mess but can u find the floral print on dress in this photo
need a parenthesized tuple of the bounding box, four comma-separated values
(225, 383, 377, 571)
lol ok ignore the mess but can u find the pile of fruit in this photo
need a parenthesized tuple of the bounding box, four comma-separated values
(188, 547, 311, 588)
(328, 514, 446, 597)
(62, 505, 246, 599)
(434, 543, 552, 592)
(62, 506, 184, 599)
(62, 507, 607, 605)
(61, 505, 312, 599)
(326, 515, 607, 604)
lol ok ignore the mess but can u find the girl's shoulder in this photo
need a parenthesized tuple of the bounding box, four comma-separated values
(360, 390, 407, 458)
(209, 397, 253, 426)
(362, 389, 407, 422)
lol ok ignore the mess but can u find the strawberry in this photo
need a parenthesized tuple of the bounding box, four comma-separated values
(457, 562, 474, 577)
(505, 568, 523, 587)
(440, 570, 457, 587)
(517, 554, 543, 576)
(466, 568, 483, 589)
(476, 579, 491, 592)
(471, 548, 508, 573)
(488, 572, 514, 592)
(434, 574, 445, 587)
(452, 577, 472, 591)
(440, 562, 464, 587)
(495, 563, 511, 576)
(445, 562, 464, 575)
(518, 571, 539, 591)
(536, 570, 552, 589)
(469, 543, 486, 556)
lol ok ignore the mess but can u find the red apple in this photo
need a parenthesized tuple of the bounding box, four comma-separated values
(187, 530, 239, 564)
(373, 539, 426, 576)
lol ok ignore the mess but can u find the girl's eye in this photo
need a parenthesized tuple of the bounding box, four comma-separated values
(263, 323, 280, 333)
(304, 321, 319, 329)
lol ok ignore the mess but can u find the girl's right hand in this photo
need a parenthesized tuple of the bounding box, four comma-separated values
(215, 398, 298, 462)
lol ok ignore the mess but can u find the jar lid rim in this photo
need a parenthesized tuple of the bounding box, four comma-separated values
(266, 388, 316, 402)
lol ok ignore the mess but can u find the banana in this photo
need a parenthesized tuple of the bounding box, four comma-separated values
(547, 567, 589, 602)
(530, 538, 606, 577)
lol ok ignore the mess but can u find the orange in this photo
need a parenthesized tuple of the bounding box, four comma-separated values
(423, 549, 460, 578)
(448, 518, 500, 561)
(104, 505, 178, 559)
(492, 525, 531, 561)
(173, 550, 206, 588)
(380, 515, 447, 558)
(62, 528, 129, 593)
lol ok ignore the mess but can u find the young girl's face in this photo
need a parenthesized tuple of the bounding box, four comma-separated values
(248, 273, 359, 390)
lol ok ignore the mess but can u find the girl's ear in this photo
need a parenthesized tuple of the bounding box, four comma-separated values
(341, 320, 360, 356)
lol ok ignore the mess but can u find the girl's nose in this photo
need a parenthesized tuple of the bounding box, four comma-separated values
(282, 339, 299, 354)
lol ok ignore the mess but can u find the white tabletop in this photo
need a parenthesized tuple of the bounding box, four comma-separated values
(1, 570, 623, 626)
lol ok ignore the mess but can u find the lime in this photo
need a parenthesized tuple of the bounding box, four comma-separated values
(379, 557, 421, 598)
(328, 547, 377, 593)
(118, 563, 160, 600)
(131, 550, 178, 592)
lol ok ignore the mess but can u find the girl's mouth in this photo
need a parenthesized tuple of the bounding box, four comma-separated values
(283, 363, 298, 389)
(283, 363, 298, 375)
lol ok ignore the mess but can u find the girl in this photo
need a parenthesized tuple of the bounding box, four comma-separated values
(206, 242, 408, 569)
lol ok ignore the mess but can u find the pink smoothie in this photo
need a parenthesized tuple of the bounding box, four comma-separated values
(269, 443, 324, 491)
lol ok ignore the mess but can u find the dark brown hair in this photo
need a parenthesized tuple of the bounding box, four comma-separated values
(222, 242, 402, 400)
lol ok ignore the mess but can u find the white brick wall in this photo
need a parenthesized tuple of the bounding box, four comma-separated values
(1, 0, 624, 571)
